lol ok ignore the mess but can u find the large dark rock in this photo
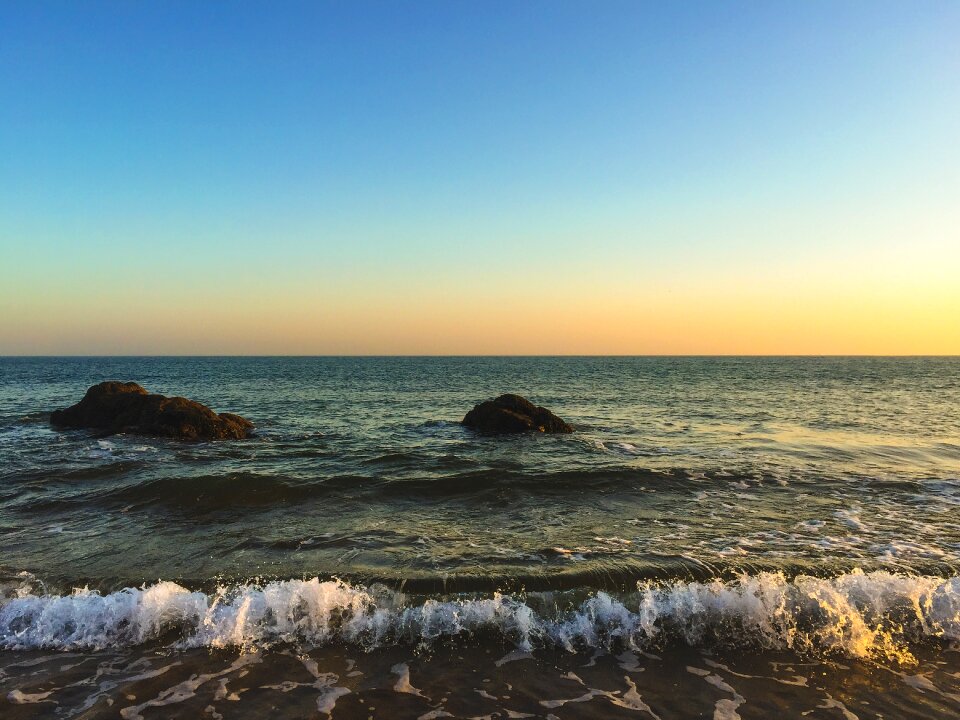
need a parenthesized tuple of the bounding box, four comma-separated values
(50, 381, 254, 440)
(462, 394, 573, 434)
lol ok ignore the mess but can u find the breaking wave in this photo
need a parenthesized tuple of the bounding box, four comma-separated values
(2, 570, 958, 664)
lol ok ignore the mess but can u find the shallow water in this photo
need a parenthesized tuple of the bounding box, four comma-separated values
(1, 356, 959, 717)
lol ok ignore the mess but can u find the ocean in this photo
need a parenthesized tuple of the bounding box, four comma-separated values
(1, 356, 958, 719)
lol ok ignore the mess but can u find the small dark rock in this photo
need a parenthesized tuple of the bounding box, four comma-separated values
(462, 394, 573, 434)
(50, 381, 254, 441)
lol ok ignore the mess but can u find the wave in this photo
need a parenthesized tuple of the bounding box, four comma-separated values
(8, 467, 717, 512)
(1, 570, 958, 664)
(106, 472, 322, 507)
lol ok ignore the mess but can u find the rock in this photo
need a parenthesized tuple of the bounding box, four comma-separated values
(462, 394, 573, 434)
(50, 381, 254, 440)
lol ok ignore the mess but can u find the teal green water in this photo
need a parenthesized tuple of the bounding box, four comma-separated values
(1, 357, 958, 591)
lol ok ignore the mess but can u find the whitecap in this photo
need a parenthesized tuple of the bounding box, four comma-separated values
(0, 571, 957, 665)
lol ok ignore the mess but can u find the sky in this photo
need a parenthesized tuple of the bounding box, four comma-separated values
(1, 1, 958, 355)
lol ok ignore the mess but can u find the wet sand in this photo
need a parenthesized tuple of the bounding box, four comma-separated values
(3, 642, 959, 719)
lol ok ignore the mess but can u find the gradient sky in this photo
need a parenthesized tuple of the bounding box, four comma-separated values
(1, 1, 958, 355)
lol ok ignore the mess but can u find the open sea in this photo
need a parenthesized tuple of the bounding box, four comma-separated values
(1, 356, 959, 719)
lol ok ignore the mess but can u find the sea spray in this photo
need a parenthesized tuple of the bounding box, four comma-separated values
(2, 571, 958, 663)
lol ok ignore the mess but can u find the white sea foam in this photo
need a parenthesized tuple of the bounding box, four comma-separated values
(0, 581, 208, 650)
(1, 571, 958, 663)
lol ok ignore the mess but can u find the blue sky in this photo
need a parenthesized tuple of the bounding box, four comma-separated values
(1, 1, 958, 354)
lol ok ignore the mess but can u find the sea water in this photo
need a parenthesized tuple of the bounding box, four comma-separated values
(1, 356, 958, 718)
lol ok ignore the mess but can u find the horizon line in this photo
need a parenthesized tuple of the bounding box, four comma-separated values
(2, 354, 959, 359)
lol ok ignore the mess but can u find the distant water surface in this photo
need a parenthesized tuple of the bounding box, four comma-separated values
(1, 356, 958, 718)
